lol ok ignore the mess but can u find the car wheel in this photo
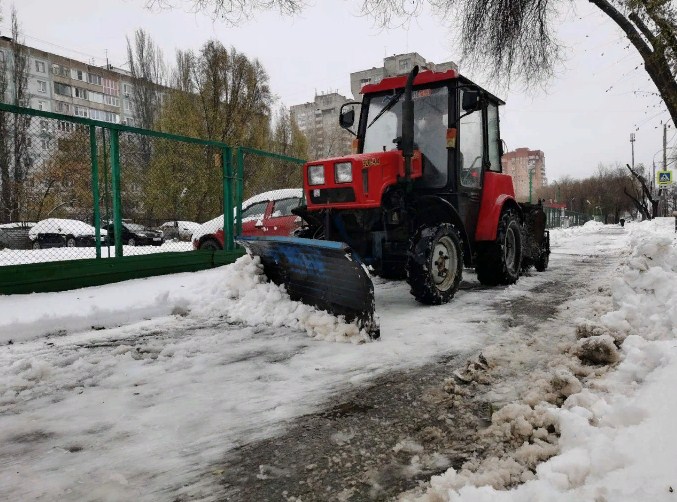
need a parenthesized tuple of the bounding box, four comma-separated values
(66, 236, 76, 247)
(199, 238, 223, 251)
(32, 240, 40, 250)
(128, 238, 136, 246)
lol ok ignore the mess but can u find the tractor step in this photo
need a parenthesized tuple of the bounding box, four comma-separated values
(236, 236, 379, 338)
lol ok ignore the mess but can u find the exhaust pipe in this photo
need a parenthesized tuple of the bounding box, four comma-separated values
(401, 65, 419, 180)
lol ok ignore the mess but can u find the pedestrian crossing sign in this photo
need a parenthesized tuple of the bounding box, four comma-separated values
(657, 170, 673, 186)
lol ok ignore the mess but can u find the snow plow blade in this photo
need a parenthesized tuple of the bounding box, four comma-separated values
(236, 236, 379, 338)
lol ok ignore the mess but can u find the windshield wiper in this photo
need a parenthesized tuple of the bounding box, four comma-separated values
(367, 90, 404, 129)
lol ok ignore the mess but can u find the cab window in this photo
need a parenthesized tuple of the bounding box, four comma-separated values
(459, 89, 484, 188)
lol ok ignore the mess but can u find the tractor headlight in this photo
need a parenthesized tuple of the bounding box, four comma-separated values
(308, 164, 325, 185)
(334, 162, 353, 183)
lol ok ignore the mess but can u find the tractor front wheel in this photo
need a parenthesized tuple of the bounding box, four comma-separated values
(406, 223, 463, 305)
(476, 210, 523, 286)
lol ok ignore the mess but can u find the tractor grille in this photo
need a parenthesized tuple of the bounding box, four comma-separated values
(310, 188, 356, 204)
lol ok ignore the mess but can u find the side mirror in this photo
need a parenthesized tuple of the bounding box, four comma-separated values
(339, 109, 355, 129)
(462, 90, 480, 112)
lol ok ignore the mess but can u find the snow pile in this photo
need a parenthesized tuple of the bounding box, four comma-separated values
(190, 255, 371, 343)
(0, 254, 370, 344)
(406, 219, 677, 501)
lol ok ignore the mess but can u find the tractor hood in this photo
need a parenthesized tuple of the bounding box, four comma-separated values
(303, 150, 423, 210)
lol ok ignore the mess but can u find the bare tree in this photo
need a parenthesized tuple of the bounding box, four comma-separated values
(126, 29, 167, 131)
(362, 0, 677, 127)
(144, 0, 304, 23)
(0, 6, 32, 222)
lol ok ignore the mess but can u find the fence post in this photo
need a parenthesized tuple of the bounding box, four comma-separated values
(223, 146, 234, 251)
(110, 128, 123, 258)
(89, 125, 101, 259)
(235, 147, 244, 237)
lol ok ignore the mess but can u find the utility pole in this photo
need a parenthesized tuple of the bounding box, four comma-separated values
(528, 169, 534, 203)
(630, 133, 635, 170)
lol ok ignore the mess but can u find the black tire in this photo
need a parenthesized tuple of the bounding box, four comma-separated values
(199, 238, 223, 251)
(66, 236, 76, 248)
(128, 238, 136, 246)
(32, 240, 40, 250)
(406, 223, 463, 305)
(476, 210, 523, 286)
(535, 249, 549, 272)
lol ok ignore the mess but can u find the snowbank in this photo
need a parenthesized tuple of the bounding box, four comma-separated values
(409, 218, 677, 501)
(0, 254, 370, 344)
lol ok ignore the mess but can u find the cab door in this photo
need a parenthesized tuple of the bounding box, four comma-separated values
(457, 88, 485, 238)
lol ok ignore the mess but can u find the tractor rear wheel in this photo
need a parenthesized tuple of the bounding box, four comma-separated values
(406, 223, 463, 305)
(476, 210, 523, 286)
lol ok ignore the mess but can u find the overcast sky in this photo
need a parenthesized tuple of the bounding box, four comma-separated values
(1, 0, 674, 181)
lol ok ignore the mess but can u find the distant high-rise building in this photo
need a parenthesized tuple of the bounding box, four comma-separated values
(349, 52, 458, 100)
(290, 92, 353, 159)
(502, 148, 547, 202)
(0, 35, 146, 127)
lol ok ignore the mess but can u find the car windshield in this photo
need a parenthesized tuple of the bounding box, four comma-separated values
(125, 224, 145, 231)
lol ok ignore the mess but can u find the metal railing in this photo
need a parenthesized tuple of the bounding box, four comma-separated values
(544, 207, 590, 229)
(0, 103, 305, 276)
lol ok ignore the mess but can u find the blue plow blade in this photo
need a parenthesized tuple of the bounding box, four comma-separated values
(236, 236, 379, 339)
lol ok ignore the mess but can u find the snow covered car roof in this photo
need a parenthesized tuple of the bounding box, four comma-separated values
(28, 218, 106, 240)
(191, 189, 302, 242)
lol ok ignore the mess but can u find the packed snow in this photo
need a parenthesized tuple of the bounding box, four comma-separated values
(1, 218, 676, 500)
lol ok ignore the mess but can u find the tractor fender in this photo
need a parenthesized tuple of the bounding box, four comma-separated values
(415, 195, 472, 266)
(475, 194, 522, 242)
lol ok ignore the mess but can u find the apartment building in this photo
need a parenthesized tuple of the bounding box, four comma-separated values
(350, 52, 458, 100)
(502, 148, 547, 202)
(290, 91, 353, 159)
(0, 36, 140, 126)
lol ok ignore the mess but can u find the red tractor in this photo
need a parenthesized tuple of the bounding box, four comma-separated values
(239, 66, 549, 336)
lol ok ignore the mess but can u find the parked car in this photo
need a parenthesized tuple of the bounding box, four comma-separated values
(192, 189, 303, 250)
(28, 219, 106, 249)
(0, 222, 35, 250)
(158, 220, 201, 241)
(106, 222, 164, 246)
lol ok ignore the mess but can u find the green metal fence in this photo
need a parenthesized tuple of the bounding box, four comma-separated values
(0, 103, 305, 294)
(544, 207, 590, 229)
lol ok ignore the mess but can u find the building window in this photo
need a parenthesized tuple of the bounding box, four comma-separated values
(55, 101, 70, 114)
(73, 69, 86, 81)
(54, 82, 71, 96)
(73, 105, 89, 118)
(104, 95, 120, 107)
(123, 100, 134, 113)
(41, 138, 49, 149)
(89, 91, 104, 104)
(40, 120, 48, 133)
(73, 87, 88, 100)
(88, 73, 102, 86)
(122, 83, 132, 96)
(359, 78, 371, 88)
(58, 120, 73, 132)
(103, 78, 119, 96)
(37, 100, 45, 110)
(52, 64, 70, 77)
(35, 60, 46, 73)
(37, 80, 47, 93)
(399, 58, 410, 71)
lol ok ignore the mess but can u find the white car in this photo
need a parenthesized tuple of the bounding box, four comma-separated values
(159, 221, 201, 241)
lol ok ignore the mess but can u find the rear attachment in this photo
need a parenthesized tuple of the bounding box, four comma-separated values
(236, 236, 379, 338)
